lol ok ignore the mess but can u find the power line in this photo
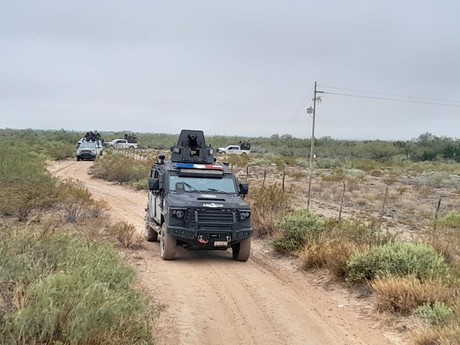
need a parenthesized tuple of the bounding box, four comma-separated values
(325, 91, 460, 107)
(319, 85, 460, 104)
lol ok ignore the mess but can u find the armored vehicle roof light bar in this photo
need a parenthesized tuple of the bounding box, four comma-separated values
(175, 163, 223, 170)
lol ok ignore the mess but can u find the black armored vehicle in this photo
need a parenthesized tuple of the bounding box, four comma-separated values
(145, 130, 253, 261)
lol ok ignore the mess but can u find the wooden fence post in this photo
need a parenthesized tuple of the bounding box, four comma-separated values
(338, 181, 346, 220)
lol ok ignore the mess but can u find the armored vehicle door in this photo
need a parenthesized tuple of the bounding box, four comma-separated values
(151, 169, 164, 223)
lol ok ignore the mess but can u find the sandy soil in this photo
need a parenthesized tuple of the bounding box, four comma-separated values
(49, 160, 407, 345)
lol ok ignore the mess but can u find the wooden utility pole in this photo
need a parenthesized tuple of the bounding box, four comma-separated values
(306, 81, 324, 210)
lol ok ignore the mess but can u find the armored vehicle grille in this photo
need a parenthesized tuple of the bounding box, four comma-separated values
(186, 208, 235, 230)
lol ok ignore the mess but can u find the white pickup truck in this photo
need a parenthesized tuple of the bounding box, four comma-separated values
(217, 144, 251, 155)
(106, 139, 138, 150)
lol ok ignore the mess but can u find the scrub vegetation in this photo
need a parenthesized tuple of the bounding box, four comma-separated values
(0, 134, 156, 345)
(2, 128, 460, 343)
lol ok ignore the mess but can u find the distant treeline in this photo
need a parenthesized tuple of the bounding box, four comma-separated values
(1, 129, 459, 163)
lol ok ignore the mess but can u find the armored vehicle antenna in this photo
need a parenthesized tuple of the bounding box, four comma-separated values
(171, 129, 215, 164)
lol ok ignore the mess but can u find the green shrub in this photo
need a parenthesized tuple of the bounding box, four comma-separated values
(415, 301, 455, 326)
(346, 242, 450, 282)
(0, 145, 58, 220)
(439, 212, 460, 229)
(91, 152, 150, 183)
(273, 209, 325, 254)
(0, 225, 153, 345)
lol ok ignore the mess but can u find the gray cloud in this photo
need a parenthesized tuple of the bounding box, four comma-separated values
(1, 0, 459, 139)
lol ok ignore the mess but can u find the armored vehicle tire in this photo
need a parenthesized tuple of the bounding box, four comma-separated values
(76, 157, 80, 161)
(160, 223, 176, 260)
(232, 238, 251, 262)
(144, 213, 158, 242)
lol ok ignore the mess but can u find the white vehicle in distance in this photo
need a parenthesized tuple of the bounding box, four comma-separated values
(217, 143, 251, 155)
(106, 139, 138, 150)
(76, 139, 103, 161)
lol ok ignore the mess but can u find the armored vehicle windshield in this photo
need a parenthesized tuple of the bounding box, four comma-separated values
(169, 175, 237, 193)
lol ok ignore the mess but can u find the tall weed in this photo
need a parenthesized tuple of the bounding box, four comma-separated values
(246, 184, 292, 236)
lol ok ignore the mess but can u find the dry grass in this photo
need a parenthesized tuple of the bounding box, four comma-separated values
(411, 324, 460, 345)
(106, 221, 143, 249)
(370, 276, 455, 314)
(300, 240, 357, 277)
(246, 184, 292, 237)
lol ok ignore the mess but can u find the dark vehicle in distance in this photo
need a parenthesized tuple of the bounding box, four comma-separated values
(144, 130, 253, 261)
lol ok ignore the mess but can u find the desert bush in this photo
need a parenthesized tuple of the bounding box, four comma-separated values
(414, 301, 455, 326)
(325, 218, 396, 249)
(246, 184, 292, 237)
(438, 212, 460, 229)
(346, 242, 450, 282)
(370, 276, 455, 314)
(0, 224, 153, 345)
(272, 209, 325, 254)
(44, 141, 75, 160)
(300, 219, 395, 277)
(225, 153, 250, 167)
(300, 239, 357, 277)
(132, 177, 149, 190)
(106, 221, 142, 249)
(0, 145, 58, 220)
(425, 212, 460, 270)
(57, 179, 107, 223)
(92, 152, 150, 184)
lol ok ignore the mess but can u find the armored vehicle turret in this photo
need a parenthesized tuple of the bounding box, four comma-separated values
(144, 129, 253, 261)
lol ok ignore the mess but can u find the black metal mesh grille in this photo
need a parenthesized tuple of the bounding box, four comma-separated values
(186, 208, 235, 230)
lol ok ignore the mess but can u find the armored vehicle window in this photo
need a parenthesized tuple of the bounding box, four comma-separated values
(169, 175, 237, 193)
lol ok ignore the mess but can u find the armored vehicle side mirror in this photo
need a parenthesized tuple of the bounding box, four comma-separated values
(148, 178, 160, 192)
(239, 183, 249, 197)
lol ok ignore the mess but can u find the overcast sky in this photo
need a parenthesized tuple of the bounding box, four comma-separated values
(1, 0, 459, 140)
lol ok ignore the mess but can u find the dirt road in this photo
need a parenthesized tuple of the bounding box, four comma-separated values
(50, 160, 404, 345)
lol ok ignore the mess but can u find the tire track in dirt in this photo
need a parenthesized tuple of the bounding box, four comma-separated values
(49, 160, 405, 345)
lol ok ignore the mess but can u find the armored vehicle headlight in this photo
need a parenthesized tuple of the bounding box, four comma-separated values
(172, 209, 185, 219)
(239, 211, 251, 220)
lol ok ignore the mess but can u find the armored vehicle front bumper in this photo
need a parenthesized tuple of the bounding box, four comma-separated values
(166, 207, 252, 249)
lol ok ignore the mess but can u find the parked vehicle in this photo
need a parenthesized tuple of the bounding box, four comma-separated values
(217, 142, 251, 155)
(76, 139, 103, 161)
(144, 130, 253, 261)
(105, 139, 138, 149)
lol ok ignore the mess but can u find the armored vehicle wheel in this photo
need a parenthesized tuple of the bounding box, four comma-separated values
(76, 157, 80, 161)
(160, 223, 176, 260)
(232, 238, 251, 262)
(144, 213, 158, 242)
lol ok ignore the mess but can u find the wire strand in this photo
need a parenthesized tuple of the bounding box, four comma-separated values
(325, 91, 460, 107)
(319, 85, 460, 104)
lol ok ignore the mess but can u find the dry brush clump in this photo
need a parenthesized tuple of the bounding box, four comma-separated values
(106, 221, 143, 249)
(299, 219, 396, 277)
(246, 183, 293, 237)
(370, 276, 455, 314)
(57, 178, 108, 223)
(424, 211, 460, 272)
